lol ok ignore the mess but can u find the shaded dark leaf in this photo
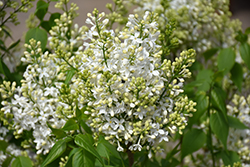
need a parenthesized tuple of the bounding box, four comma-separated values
(239, 42, 250, 70)
(74, 134, 104, 165)
(203, 48, 219, 61)
(41, 21, 51, 32)
(11, 156, 33, 167)
(181, 128, 206, 158)
(210, 111, 228, 149)
(49, 13, 61, 27)
(218, 150, 240, 166)
(35, 0, 49, 21)
(0, 140, 8, 152)
(230, 63, 243, 92)
(41, 137, 72, 167)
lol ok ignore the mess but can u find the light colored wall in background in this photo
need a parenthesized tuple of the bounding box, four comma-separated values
(6, 0, 250, 44)
(232, 11, 250, 31)
(7, 0, 112, 43)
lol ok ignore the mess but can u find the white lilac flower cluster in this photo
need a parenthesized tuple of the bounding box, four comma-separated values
(130, 0, 241, 54)
(59, 9, 197, 153)
(1, 8, 196, 155)
(0, 40, 66, 155)
(0, 1, 81, 155)
(227, 94, 250, 166)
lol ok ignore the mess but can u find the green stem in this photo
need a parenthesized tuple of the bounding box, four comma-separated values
(207, 85, 216, 167)
(61, 56, 78, 72)
(95, 15, 108, 68)
(0, 1, 29, 27)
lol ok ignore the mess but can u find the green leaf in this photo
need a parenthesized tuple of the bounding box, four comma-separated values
(166, 142, 180, 161)
(196, 92, 208, 115)
(49, 13, 61, 27)
(11, 156, 33, 167)
(25, 28, 47, 51)
(12, 73, 23, 85)
(239, 42, 250, 70)
(41, 21, 51, 32)
(65, 70, 75, 84)
(0, 59, 11, 79)
(48, 124, 67, 139)
(161, 157, 179, 167)
(41, 137, 72, 167)
(35, 0, 49, 21)
(0, 39, 4, 45)
(196, 69, 213, 92)
(245, 27, 250, 35)
(96, 143, 109, 160)
(74, 134, 104, 166)
(213, 71, 224, 83)
(75, 105, 83, 118)
(62, 118, 79, 131)
(97, 137, 125, 166)
(228, 115, 249, 129)
(189, 61, 202, 72)
(235, 30, 248, 43)
(98, 136, 122, 160)
(0, 140, 9, 151)
(0, 45, 10, 55)
(72, 148, 95, 167)
(219, 150, 240, 166)
(79, 120, 93, 134)
(64, 148, 81, 167)
(230, 63, 243, 92)
(203, 48, 219, 61)
(211, 87, 227, 118)
(181, 128, 206, 158)
(2, 28, 13, 39)
(189, 92, 208, 124)
(161, 159, 170, 167)
(8, 39, 20, 50)
(210, 111, 229, 149)
(217, 48, 235, 75)
(2, 157, 13, 167)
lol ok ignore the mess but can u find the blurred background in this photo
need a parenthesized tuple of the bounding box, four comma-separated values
(5, 0, 250, 44)
(230, 0, 250, 30)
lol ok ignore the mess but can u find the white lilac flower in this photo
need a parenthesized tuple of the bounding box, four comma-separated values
(227, 94, 250, 164)
(62, 10, 197, 154)
(1, 41, 67, 155)
(1, 7, 196, 158)
(117, 141, 124, 152)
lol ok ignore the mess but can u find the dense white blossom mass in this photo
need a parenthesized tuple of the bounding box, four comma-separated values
(1, 10, 196, 155)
